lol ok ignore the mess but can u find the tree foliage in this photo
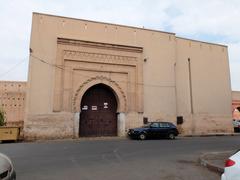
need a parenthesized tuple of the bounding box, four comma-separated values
(0, 107, 5, 126)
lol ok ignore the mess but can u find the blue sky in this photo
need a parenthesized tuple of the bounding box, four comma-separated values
(0, 0, 239, 90)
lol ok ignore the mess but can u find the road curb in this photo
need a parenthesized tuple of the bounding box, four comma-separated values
(199, 154, 224, 174)
(198, 151, 233, 174)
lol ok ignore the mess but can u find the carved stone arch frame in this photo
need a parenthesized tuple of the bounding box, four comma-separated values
(54, 38, 143, 137)
(72, 76, 127, 113)
(72, 76, 127, 137)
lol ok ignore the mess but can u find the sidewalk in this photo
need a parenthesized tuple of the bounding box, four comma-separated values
(199, 151, 234, 174)
(181, 132, 240, 137)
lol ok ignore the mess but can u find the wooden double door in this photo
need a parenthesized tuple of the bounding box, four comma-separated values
(80, 84, 117, 137)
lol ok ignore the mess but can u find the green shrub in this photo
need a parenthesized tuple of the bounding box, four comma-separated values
(0, 107, 5, 126)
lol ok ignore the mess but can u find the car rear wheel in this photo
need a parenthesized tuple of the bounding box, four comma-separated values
(168, 133, 175, 140)
(139, 133, 146, 140)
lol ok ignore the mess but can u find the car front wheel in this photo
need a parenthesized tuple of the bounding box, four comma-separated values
(139, 133, 146, 140)
(168, 133, 175, 140)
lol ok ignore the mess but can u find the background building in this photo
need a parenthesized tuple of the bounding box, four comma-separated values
(232, 91, 240, 120)
(0, 81, 26, 127)
(24, 13, 233, 139)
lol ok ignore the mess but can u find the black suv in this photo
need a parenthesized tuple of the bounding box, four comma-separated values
(128, 122, 179, 140)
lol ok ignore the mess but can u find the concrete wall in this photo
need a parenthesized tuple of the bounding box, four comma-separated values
(25, 12, 233, 139)
(176, 38, 233, 134)
(27, 13, 176, 116)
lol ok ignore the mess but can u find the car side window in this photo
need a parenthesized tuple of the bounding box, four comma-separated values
(159, 122, 170, 128)
(159, 123, 164, 128)
(150, 123, 159, 128)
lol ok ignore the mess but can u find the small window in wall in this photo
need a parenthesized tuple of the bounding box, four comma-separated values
(177, 116, 183, 125)
(143, 117, 148, 124)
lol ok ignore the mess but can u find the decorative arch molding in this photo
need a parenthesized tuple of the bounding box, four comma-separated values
(72, 76, 127, 113)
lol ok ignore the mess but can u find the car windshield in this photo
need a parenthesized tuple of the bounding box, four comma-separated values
(142, 123, 152, 128)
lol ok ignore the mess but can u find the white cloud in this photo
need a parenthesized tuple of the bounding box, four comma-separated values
(228, 43, 240, 90)
(167, 0, 240, 38)
(161, 0, 240, 90)
(0, 0, 239, 90)
(230, 62, 240, 90)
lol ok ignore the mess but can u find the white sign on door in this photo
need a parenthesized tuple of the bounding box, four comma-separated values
(92, 106, 97, 110)
(82, 105, 88, 110)
(104, 102, 108, 109)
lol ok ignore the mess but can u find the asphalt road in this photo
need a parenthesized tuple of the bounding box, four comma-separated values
(0, 136, 240, 180)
